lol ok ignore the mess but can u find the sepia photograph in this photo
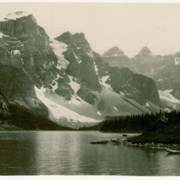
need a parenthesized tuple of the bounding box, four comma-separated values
(0, 1, 180, 176)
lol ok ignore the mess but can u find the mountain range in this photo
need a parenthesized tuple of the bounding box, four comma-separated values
(0, 11, 178, 130)
(103, 45, 180, 111)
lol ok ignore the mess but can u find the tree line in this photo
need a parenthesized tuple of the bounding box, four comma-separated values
(100, 110, 180, 133)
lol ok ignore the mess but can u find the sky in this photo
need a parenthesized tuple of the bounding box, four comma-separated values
(0, 3, 180, 57)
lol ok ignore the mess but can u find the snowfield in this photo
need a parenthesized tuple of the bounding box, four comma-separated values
(34, 86, 99, 128)
(50, 40, 69, 70)
(159, 89, 180, 104)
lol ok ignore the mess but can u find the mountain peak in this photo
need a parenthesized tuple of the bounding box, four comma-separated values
(0, 11, 47, 40)
(56, 32, 86, 44)
(1, 11, 33, 21)
(138, 46, 152, 56)
(55, 31, 92, 53)
(56, 31, 72, 41)
(103, 46, 125, 57)
(73, 32, 85, 38)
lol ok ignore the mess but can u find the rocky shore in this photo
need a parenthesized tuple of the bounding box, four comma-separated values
(90, 137, 180, 152)
(125, 141, 180, 151)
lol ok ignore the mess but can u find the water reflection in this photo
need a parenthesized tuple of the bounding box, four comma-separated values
(0, 132, 37, 175)
(0, 131, 179, 175)
(35, 131, 84, 174)
(157, 150, 180, 175)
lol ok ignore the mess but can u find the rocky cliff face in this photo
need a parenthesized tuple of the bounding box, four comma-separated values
(0, 12, 60, 129)
(151, 53, 180, 99)
(107, 67, 160, 106)
(0, 12, 58, 88)
(0, 64, 66, 130)
(132, 46, 158, 76)
(56, 32, 160, 107)
(131, 47, 180, 106)
(0, 12, 102, 128)
(0, 12, 162, 129)
(103, 45, 180, 110)
(102, 46, 132, 69)
(55, 32, 102, 104)
(0, 93, 10, 119)
(0, 64, 48, 116)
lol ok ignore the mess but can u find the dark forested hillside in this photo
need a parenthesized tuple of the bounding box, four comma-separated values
(95, 111, 180, 143)
(0, 103, 72, 130)
(100, 111, 179, 132)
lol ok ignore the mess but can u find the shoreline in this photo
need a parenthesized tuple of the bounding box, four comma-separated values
(90, 135, 180, 151)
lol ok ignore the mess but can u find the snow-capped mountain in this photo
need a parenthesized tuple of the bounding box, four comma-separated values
(0, 12, 162, 129)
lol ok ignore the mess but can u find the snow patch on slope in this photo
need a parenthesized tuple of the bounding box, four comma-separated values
(87, 51, 93, 58)
(145, 102, 150, 107)
(68, 76, 85, 105)
(51, 84, 58, 92)
(93, 61, 99, 75)
(50, 40, 69, 69)
(97, 111, 102, 116)
(72, 50, 82, 64)
(51, 76, 59, 91)
(0, 32, 8, 39)
(11, 50, 20, 55)
(35, 86, 99, 128)
(113, 106, 118, 111)
(0, 33, 3, 38)
(174, 58, 180, 66)
(159, 89, 180, 104)
(68, 97, 83, 106)
(69, 76, 80, 94)
(100, 76, 112, 89)
(20, 58, 24, 65)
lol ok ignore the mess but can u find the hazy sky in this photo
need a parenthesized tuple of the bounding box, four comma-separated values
(0, 3, 180, 57)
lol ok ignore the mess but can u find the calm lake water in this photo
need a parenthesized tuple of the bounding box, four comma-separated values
(0, 131, 179, 175)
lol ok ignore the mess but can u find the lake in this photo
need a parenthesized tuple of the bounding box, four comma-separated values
(0, 131, 179, 175)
